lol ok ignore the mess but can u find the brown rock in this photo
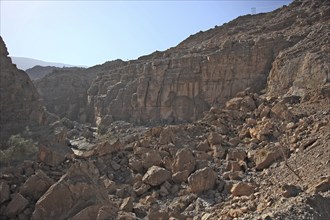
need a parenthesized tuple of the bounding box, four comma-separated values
(142, 166, 171, 186)
(281, 184, 302, 198)
(253, 146, 288, 170)
(92, 139, 123, 156)
(226, 149, 247, 161)
(0, 37, 47, 145)
(314, 176, 330, 193)
(172, 170, 190, 183)
(188, 167, 217, 193)
(0, 181, 10, 204)
(38, 143, 74, 167)
(225, 97, 243, 110)
(20, 170, 54, 200)
(148, 209, 170, 220)
(141, 150, 162, 169)
(5, 193, 29, 217)
(211, 144, 226, 159)
(271, 102, 294, 121)
(69, 204, 103, 220)
(96, 204, 118, 220)
(230, 182, 254, 196)
(223, 171, 243, 181)
(34, 66, 97, 123)
(120, 197, 134, 212)
(159, 126, 175, 144)
(32, 161, 109, 220)
(129, 157, 143, 173)
(208, 132, 224, 145)
(172, 148, 196, 174)
(133, 181, 151, 196)
(196, 140, 210, 152)
(249, 120, 273, 141)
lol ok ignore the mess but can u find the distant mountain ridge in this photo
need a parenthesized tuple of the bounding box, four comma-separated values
(10, 56, 87, 71)
(26, 65, 86, 80)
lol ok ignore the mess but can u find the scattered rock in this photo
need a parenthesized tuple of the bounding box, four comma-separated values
(120, 197, 134, 212)
(208, 132, 224, 145)
(20, 170, 54, 200)
(313, 176, 330, 193)
(142, 166, 171, 186)
(253, 146, 288, 170)
(188, 167, 217, 193)
(5, 193, 29, 217)
(172, 148, 196, 174)
(159, 127, 175, 144)
(172, 170, 190, 183)
(281, 184, 302, 198)
(38, 143, 74, 166)
(91, 139, 123, 156)
(196, 140, 210, 152)
(230, 182, 255, 196)
(271, 102, 295, 121)
(32, 160, 109, 220)
(226, 149, 247, 161)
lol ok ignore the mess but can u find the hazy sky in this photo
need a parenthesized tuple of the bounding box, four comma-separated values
(1, 0, 292, 67)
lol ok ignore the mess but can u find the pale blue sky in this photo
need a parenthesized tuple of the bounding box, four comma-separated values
(1, 0, 292, 67)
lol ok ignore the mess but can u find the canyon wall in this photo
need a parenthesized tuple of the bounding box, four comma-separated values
(32, 0, 329, 125)
(34, 67, 96, 123)
(0, 37, 48, 145)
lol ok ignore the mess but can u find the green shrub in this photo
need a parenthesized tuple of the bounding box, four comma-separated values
(0, 134, 38, 165)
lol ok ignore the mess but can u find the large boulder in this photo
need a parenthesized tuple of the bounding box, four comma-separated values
(188, 167, 217, 193)
(38, 143, 74, 166)
(20, 170, 54, 200)
(5, 193, 29, 217)
(142, 166, 171, 186)
(172, 148, 196, 175)
(32, 160, 109, 220)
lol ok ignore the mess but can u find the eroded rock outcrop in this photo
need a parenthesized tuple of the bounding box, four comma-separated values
(0, 37, 47, 146)
(267, 0, 330, 99)
(34, 67, 96, 123)
(86, 1, 319, 124)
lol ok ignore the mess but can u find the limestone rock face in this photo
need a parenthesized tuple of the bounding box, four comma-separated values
(86, 5, 306, 124)
(25, 1, 328, 125)
(266, 0, 330, 98)
(34, 67, 96, 123)
(0, 37, 47, 145)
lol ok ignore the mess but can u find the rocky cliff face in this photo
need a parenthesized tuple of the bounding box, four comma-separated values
(266, 0, 329, 98)
(0, 37, 47, 146)
(87, 0, 329, 125)
(34, 67, 96, 123)
(30, 0, 329, 126)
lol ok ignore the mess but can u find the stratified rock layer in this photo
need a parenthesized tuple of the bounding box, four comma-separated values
(86, 0, 329, 124)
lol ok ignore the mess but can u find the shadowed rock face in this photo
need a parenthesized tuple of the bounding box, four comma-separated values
(34, 67, 95, 123)
(0, 37, 47, 146)
(86, 0, 329, 125)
